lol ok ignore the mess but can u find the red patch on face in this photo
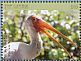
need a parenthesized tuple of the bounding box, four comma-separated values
(32, 17, 45, 32)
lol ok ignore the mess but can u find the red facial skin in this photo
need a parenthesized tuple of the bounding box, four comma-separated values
(32, 16, 46, 32)
(31, 15, 77, 58)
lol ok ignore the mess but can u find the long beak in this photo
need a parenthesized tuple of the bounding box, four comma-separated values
(37, 20, 77, 47)
(32, 16, 77, 57)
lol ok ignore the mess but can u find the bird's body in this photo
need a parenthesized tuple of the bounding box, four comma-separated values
(3, 15, 77, 60)
(3, 40, 42, 60)
(3, 15, 43, 60)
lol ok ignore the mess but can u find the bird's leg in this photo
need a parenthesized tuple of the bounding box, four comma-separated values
(42, 30, 72, 58)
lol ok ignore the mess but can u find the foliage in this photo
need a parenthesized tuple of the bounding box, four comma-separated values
(3, 10, 79, 59)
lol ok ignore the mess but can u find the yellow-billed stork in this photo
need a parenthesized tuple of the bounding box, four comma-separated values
(3, 15, 77, 60)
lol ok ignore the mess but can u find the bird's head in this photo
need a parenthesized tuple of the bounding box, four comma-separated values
(26, 15, 47, 32)
(28, 15, 54, 32)
(27, 15, 77, 46)
(26, 15, 77, 58)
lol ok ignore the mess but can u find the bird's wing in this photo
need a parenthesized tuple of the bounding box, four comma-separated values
(3, 42, 22, 59)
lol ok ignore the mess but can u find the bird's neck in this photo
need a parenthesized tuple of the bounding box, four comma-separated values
(29, 30, 42, 44)
(23, 18, 43, 59)
(25, 19, 42, 43)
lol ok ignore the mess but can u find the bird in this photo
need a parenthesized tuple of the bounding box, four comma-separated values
(3, 15, 77, 60)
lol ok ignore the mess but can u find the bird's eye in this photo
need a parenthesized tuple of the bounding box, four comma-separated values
(32, 18, 38, 22)
(33, 18, 35, 20)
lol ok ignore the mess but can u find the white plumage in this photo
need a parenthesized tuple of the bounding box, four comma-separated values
(3, 16, 43, 60)
(3, 15, 77, 59)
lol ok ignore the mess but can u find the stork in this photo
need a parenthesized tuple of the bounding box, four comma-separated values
(3, 15, 77, 60)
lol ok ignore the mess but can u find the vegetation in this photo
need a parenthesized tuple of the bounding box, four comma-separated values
(3, 10, 79, 59)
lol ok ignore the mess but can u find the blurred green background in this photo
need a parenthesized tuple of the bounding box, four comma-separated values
(3, 10, 79, 60)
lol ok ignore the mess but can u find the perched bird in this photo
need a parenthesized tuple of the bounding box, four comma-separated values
(3, 15, 77, 60)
